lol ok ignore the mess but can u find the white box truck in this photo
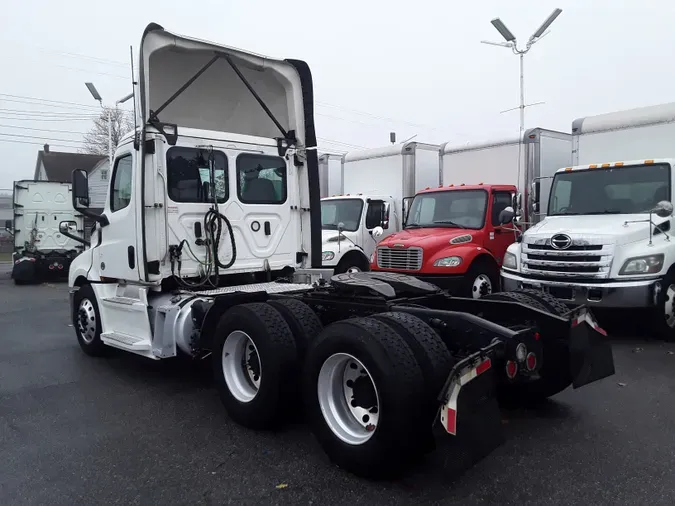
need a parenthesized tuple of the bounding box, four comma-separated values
(5, 180, 85, 284)
(318, 152, 344, 198)
(502, 102, 675, 339)
(320, 141, 440, 273)
(439, 128, 572, 224)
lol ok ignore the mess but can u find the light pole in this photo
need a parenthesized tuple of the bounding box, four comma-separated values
(85, 82, 113, 167)
(481, 8, 563, 137)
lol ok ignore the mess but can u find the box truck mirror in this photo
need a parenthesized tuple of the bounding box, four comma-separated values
(515, 192, 523, 210)
(531, 180, 540, 205)
(653, 200, 674, 218)
(499, 206, 515, 225)
(381, 202, 390, 229)
(5, 219, 12, 231)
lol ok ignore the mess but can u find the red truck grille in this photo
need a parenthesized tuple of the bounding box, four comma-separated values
(376, 246, 423, 271)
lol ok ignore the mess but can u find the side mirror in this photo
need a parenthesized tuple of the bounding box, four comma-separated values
(499, 206, 515, 225)
(652, 200, 674, 218)
(72, 169, 90, 208)
(59, 220, 77, 233)
(381, 202, 390, 230)
(372, 226, 384, 238)
(4, 219, 11, 231)
(59, 220, 89, 246)
(515, 192, 523, 210)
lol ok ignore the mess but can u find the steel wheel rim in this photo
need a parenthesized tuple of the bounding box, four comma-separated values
(222, 330, 261, 403)
(77, 298, 97, 344)
(472, 274, 492, 299)
(664, 284, 675, 328)
(346, 266, 362, 273)
(317, 353, 380, 445)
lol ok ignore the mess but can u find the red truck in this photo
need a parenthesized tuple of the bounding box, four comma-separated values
(371, 183, 518, 297)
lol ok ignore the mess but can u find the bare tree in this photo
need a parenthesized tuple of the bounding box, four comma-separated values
(82, 107, 134, 157)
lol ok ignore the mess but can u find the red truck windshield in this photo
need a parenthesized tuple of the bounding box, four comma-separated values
(406, 189, 487, 230)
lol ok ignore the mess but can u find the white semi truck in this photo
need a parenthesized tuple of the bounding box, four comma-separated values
(320, 142, 440, 273)
(5, 180, 85, 284)
(502, 102, 675, 339)
(439, 128, 572, 224)
(64, 23, 615, 479)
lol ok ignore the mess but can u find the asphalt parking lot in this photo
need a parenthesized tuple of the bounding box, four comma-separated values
(2, 267, 675, 506)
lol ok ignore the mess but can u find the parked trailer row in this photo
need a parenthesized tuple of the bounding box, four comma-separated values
(62, 23, 616, 480)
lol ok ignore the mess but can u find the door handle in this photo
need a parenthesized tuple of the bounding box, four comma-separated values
(128, 246, 135, 269)
(264, 221, 271, 236)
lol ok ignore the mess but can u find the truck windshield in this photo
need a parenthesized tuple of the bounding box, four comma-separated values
(321, 199, 364, 232)
(406, 189, 487, 230)
(548, 163, 671, 216)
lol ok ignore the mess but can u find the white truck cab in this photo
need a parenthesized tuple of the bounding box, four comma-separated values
(502, 158, 675, 337)
(320, 194, 396, 273)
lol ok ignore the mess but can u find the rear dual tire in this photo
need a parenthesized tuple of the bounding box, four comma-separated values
(485, 289, 572, 403)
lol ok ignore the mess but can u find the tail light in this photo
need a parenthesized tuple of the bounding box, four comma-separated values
(515, 343, 527, 362)
(526, 352, 537, 371)
(505, 360, 518, 379)
(57, 264, 64, 270)
(48, 265, 54, 270)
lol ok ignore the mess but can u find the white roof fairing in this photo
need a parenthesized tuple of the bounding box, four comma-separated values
(573, 102, 675, 135)
(138, 23, 306, 143)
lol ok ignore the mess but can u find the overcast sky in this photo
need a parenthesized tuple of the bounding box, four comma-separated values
(1, 0, 674, 189)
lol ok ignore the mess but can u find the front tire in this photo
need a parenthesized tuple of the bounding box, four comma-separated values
(462, 258, 499, 299)
(653, 272, 675, 341)
(334, 254, 370, 275)
(73, 284, 107, 357)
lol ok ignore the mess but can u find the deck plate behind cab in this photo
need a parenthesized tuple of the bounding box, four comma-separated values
(330, 271, 441, 298)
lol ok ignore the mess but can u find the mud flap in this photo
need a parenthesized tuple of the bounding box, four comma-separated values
(11, 259, 35, 282)
(439, 356, 504, 461)
(569, 308, 615, 388)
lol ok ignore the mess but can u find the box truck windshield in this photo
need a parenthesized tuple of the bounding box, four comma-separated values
(405, 189, 487, 230)
(548, 163, 670, 216)
(321, 198, 364, 231)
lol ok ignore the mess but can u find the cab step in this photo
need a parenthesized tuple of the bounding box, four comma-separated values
(100, 331, 156, 358)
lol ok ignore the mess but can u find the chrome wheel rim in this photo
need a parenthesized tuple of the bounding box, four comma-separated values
(222, 330, 261, 403)
(664, 284, 675, 328)
(472, 274, 493, 299)
(77, 298, 97, 343)
(317, 353, 380, 445)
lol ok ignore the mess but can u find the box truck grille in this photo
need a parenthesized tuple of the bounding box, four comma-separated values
(377, 247, 423, 271)
(522, 241, 613, 279)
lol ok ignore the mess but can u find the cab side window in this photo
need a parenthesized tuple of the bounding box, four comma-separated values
(110, 155, 133, 212)
(491, 192, 512, 226)
(365, 200, 385, 229)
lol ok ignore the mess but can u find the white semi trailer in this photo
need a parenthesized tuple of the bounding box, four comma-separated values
(64, 23, 615, 480)
(319, 141, 440, 273)
(503, 102, 675, 339)
(5, 180, 85, 284)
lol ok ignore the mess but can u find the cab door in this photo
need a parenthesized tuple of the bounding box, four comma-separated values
(485, 190, 516, 265)
(92, 150, 139, 281)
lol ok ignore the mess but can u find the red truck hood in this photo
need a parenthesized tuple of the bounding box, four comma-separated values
(379, 227, 476, 252)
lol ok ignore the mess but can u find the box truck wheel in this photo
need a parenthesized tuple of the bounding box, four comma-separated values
(485, 291, 572, 403)
(462, 258, 499, 299)
(304, 316, 427, 479)
(267, 298, 323, 358)
(212, 302, 298, 430)
(334, 252, 370, 274)
(73, 284, 107, 357)
(652, 271, 675, 341)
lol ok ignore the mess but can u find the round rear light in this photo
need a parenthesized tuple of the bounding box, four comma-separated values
(48, 265, 54, 270)
(515, 343, 527, 362)
(526, 352, 537, 371)
(505, 360, 518, 379)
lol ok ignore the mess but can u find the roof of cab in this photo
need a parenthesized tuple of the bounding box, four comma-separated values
(556, 158, 675, 173)
(417, 183, 517, 194)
